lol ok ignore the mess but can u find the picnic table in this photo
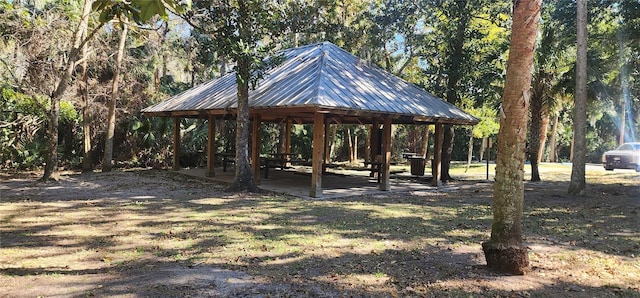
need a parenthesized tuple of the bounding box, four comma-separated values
(262, 153, 298, 178)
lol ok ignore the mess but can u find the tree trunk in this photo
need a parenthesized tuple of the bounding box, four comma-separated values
(421, 125, 429, 159)
(548, 114, 558, 162)
(102, 20, 128, 172)
(441, 2, 468, 183)
(482, 0, 541, 275)
(79, 0, 92, 172)
(568, 0, 588, 196)
(228, 59, 258, 192)
(364, 126, 371, 162)
(43, 0, 98, 181)
(220, 55, 227, 77)
(538, 113, 549, 163)
(228, 0, 258, 192)
(353, 133, 358, 162)
(529, 69, 545, 182)
(329, 125, 337, 160)
(346, 126, 354, 164)
(465, 132, 473, 172)
(479, 137, 486, 162)
(569, 136, 574, 161)
(440, 125, 454, 182)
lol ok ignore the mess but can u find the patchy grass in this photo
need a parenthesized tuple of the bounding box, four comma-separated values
(0, 166, 638, 297)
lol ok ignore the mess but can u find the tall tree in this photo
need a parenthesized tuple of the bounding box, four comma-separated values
(440, 0, 470, 183)
(38, 0, 188, 180)
(183, 0, 282, 192)
(41, 0, 99, 181)
(413, 0, 510, 183)
(102, 18, 128, 172)
(568, 0, 587, 195)
(77, 0, 93, 172)
(529, 12, 560, 182)
(482, 0, 541, 275)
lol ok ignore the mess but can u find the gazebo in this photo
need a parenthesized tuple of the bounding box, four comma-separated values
(142, 42, 478, 197)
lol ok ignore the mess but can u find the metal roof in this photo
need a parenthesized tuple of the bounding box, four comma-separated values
(142, 42, 478, 125)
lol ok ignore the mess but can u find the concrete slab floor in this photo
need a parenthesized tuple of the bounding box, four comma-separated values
(177, 165, 437, 199)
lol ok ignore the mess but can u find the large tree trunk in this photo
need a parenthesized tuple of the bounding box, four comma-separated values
(102, 20, 128, 172)
(482, 0, 541, 275)
(228, 62, 258, 192)
(228, 0, 258, 192)
(43, 0, 98, 181)
(568, 0, 588, 196)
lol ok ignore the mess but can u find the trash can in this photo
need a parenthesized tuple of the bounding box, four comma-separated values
(410, 157, 426, 176)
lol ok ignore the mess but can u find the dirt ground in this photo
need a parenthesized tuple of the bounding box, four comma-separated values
(1, 167, 639, 297)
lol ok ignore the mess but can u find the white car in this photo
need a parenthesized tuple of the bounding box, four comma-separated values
(602, 142, 640, 172)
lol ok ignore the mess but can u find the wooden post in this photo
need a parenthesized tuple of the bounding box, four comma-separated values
(324, 122, 331, 164)
(371, 121, 380, 161)
(173, 116, 180, 171)
(206, 115, 216, 177)
(380, 116, 392, 191)
(432, 123, 444, 186)
(285, 119, 292, 165)
(323, 122, 331, 174)
(310, 113, 325, 197)
(252, 114, 261, 184)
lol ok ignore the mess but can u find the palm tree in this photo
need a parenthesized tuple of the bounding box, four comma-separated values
(568, 0, 587, 195)
(482, 0, 542, 275)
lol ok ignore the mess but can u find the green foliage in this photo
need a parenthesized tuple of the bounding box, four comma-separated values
(0, 86, 47, 169)
(59, 101, 79, 124)
(93, 0, 191, 24)
(467, 106, 499, 138)
(291, 124, 313, 161)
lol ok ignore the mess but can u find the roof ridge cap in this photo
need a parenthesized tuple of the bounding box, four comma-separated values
(310, 44, 327, 105)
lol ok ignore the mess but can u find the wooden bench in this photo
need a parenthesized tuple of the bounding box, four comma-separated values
(220, 154, 235, 172)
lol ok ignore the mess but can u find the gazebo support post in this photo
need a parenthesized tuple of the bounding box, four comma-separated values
(323, 121, 330, 173)
(173, 116, 180, 171)
(285, 119, 292, 166)
(252, 114, 261, 184)
(206, 115, 216, 177)
(370, 120, 380, 179)
(310, 113, 325, 197)
(432, 123, 444, 186)
(380, 116, 392, 191)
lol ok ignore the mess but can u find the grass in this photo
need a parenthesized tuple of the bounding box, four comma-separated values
(0, 165, 639, 297)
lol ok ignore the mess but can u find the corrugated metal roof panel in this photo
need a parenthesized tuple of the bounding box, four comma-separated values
(142, 42, 478, 125)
